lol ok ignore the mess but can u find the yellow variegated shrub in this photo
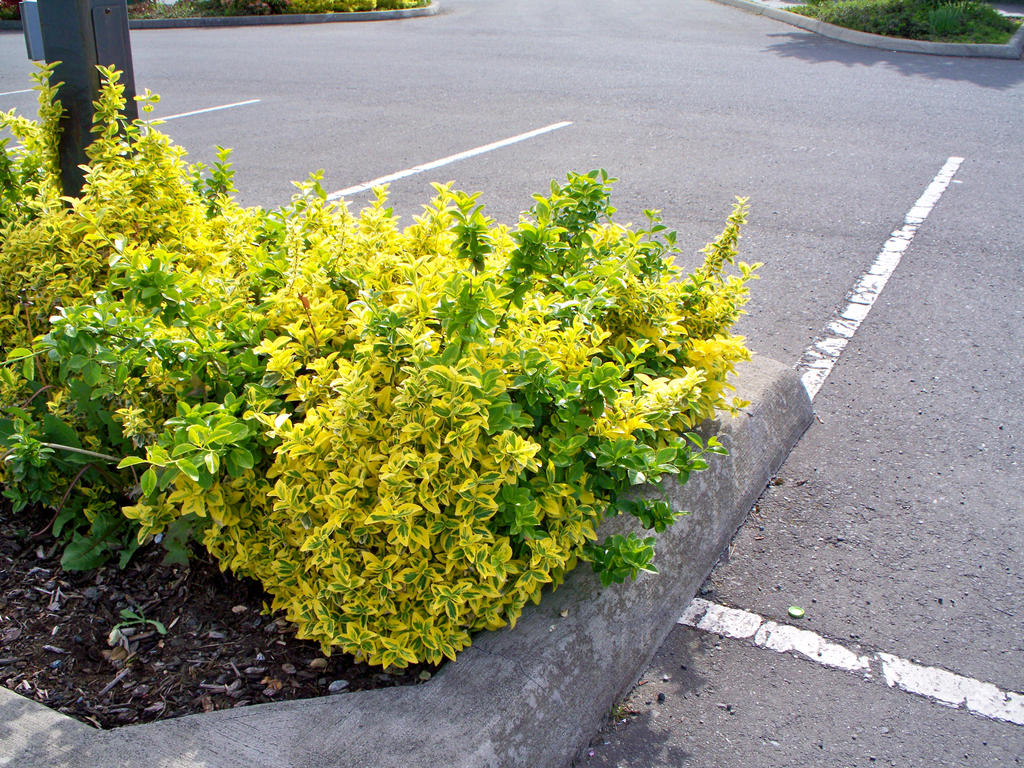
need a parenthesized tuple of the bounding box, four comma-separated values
(2, 71, 759, 667)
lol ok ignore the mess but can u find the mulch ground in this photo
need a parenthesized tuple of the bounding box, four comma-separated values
(0, 509, 434, 729)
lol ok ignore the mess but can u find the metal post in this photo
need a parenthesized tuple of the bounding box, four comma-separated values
(36, 0, 138, 197)
(20, 1, 45, 60)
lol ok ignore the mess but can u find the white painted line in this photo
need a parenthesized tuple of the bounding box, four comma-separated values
(683, 158, 994, 727)
(0, 88, 34, 97)
(797, 156, 964, 400)
(325, 121, 574, 201)
(149, 99, 261, 123)
(693, 601, 763, 639)
(755, 621, 871, 673)
(879, 654, 1024, 724)
(680, 599, 1024, 726)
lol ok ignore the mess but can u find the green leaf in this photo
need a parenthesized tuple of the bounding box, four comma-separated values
(160, 516, 194, 567)
(176, 458, 200, 483)
(116, 456, 148, 469)
(627, 469, 647, 485)
(60, 532, 111, 571)
(117, 535, 142, 569)
(82, 361, 102, 387)
(66, 354, 89, 371)
(42, 415, 81, 449)
(52, 504, 80, 538)
(140, 467, 157, 497)
(228, 447, 254, 471)
(204, 451, 219, 475)
(4, 347, 33, 362)
(157, 466, 179, 491)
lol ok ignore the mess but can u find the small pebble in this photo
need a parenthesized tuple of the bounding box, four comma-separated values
(308, 658, 328, 670)
(231, 605, 248, 614)
(657, 692, 666, 704)
(328, 679, 349, 694)
(281, 663, 296, 675)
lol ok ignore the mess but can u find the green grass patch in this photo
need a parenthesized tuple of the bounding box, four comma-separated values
(790, 0, 1021, 44)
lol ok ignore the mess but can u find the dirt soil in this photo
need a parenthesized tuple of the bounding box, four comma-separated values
(0, 508, 434, 729)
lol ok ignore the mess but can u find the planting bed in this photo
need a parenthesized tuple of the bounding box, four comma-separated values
(0, 508, 431, 730)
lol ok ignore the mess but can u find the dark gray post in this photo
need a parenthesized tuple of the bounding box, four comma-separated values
(37, 0, 138, 197)
(20, 1, 45, 60)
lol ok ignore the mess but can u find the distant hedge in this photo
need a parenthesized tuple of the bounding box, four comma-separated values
(792, 0, 1020, 44)
(0, 0, 427, 22)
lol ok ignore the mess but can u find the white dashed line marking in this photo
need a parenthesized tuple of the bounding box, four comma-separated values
(755, 621, 871, 673)
(326, 121, 573, 201)
(681, 599, 1024, 726)
(797, 156, 964, 400)
(878, 653, 1024, 723)
(0, 88, 34, 97)
(150, 99, 261, 122)
(683, 157, 1023, 726)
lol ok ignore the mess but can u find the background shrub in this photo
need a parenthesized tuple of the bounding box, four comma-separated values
(128, 0, 422, 17)
(1, 69, 758, 668)
(792, 0, 1019, 43)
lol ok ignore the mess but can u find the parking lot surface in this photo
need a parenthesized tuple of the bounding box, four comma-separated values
(2, 1, 1021, 764)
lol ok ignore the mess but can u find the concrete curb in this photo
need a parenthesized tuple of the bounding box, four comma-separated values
(1, 355, 812, 768)
(709, 0, 1024, 59)
(0, 3, 436, 32)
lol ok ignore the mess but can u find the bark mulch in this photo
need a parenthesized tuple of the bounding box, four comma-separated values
(0, 509, 434, 729)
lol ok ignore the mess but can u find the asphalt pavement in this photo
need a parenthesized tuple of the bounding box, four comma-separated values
(1, 1, 1021, 765)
